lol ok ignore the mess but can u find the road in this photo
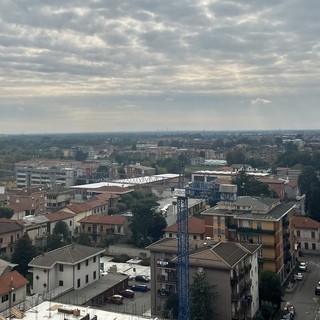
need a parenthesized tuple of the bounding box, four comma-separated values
(281, 254, 320, 320)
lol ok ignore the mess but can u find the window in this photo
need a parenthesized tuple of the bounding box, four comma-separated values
(77, 263, 81, 270)
(0, 238, 2, 243)
(93, 256, 96, 263)
(2, 295, 8, 303)
(59, 280, 64, 286)
(257, 222, 262, 230)
(86, 259, 89, 266)
(77, 279, 80, 288)
(88, 227, 91, 232)
(312, 243, 316, 250)
(86, 275, 89, 283)
(312, 231, 315, 239)
(12, 293, 16, 303)
(297, 230, 300, 237)
(17, 234, 20, 239)
(69, 221, 72, 226)
(305, 242, 309, 250)
(59, 264, 64, 272)
(193, 235, 197, 240)
(93, 271, 96, 280)
(169, 233, 172, 238)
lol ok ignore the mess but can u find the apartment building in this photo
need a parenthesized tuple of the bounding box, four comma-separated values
(79, 214, 130, 245)
(202, 196, 297, 282)
(46, 185, 74, 212)
(292, 215, 320, 253)
(28, 244, 104, 295)
(0, 220, 23, 257)
(147, 238, 261, 320)
(6, 186, 47, 219)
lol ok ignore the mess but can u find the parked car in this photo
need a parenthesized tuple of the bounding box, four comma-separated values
(119, 289, 135, 298)
(107, 294, 124, 305)
(135, 275, 150, 283)
(299, 262, 307, 271)
(100, 271, 108, 276)
(130, 284, 149, 292)
(315, 282, 320, 295)
(294, 272, 303, 281)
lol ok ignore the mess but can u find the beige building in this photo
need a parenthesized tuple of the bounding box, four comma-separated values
(203, 196, 297, 282)
(292, 215, 320, 253)
(147, 238, 261, 320)
(0, 220, 23, 257)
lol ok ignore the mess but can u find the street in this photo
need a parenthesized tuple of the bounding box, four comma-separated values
(281, 254, 320, 320)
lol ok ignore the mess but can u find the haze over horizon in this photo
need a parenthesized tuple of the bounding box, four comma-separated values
(1, 1, 320, 134)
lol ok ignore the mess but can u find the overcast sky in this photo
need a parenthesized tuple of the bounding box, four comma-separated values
(1, 0, 320, 134)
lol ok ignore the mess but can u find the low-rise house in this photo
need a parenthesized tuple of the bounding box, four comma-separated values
(21, 215, 48, 247)
(44, 211, 75, 237)
(292, 215, 320, 253)
(147, 238, 261, 320)
(79, 214, 130, 245)
(0, 270, 28, 313)
(63, 198, 108, 233)
(0, 220, 23, 257)
(0, 259, 18, 276)
(163, 216, 205, 240)
(28, 244, 104, 295)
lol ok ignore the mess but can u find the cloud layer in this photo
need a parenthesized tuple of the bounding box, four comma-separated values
(1, 0, 320, 133)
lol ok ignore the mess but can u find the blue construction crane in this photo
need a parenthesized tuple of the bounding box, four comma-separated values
(175, 171, 237, 320)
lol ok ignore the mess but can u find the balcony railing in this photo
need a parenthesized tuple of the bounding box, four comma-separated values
(157, 274, 177, 283)
(237, 227, 275, 235)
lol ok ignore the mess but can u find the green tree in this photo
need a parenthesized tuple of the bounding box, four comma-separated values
(298, 166, 320, 195)
(226, 150, 245, 166)
(11, 233, 37, 276)
(53, 221, 71, 242)
(130, 195, 167, 247)
(77, 232, 91, 246)
(259, 270, 283, 309)
(306, 186, 320, 221)
(0, 207, 14, 219)
(162, 293, 179, 319)
(190, 271, 217, 320)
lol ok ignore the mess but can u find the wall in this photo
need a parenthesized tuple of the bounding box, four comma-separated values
(106, 244, 150, 259)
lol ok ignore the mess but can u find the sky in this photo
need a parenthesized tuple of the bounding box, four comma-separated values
(1, 0, 320, 134)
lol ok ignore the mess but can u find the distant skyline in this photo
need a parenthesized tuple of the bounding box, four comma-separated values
(1, 1, 320, 134)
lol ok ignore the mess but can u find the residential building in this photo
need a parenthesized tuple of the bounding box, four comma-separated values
(147, 238, 261, 320)
(6, 186, 47, 219)
(28, 244, 104, 295)
(21, 215, 48, 247)
(0, 220, 23, 257)
(124, 163, 156, 178)
(46, 185, 74, 212)
(63, 198, 108, 232)
(202, 196, 297, 282)
(44, 210, 75, 237)
(0, 259, 17, 276)
(163, 216, 205, 240)
(0, 271, 28, 313)
(292, 215, 320, 253)
(79, 214, 130, 245)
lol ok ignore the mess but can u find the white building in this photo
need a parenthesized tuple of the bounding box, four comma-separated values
(28, 244, 104, 295)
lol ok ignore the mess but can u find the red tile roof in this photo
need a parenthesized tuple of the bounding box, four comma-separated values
(0, 270, 29, 295)
(257, 178, 285, 184)
(164, 217, 205, 234)
(292, 215, 320, 229)
(79, 214, 127, 225)
(44, 211, 75, 222)
(66, 199, 106, 214)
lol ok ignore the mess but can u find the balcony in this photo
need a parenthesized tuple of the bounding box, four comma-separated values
(157, 274, 177, 283)
(237, 227, 275, 235)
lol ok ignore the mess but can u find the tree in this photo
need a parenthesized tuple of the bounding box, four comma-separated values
(298, 166, 320, 195)
(226, 150, 245, 166)
(306, 186, 320, 221)
(190, 271, 217, 320)
(53, 221, 71, 242)
(130, 195, 167, 247)
(11, 233, 37, 276)
(0, 207, 14, 219)
(259, 270, 283, 309)
(162, 293, 179, 319)
(77, 232, 91, 246)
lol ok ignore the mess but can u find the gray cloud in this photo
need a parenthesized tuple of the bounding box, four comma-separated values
(0, 0, 319, 133)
